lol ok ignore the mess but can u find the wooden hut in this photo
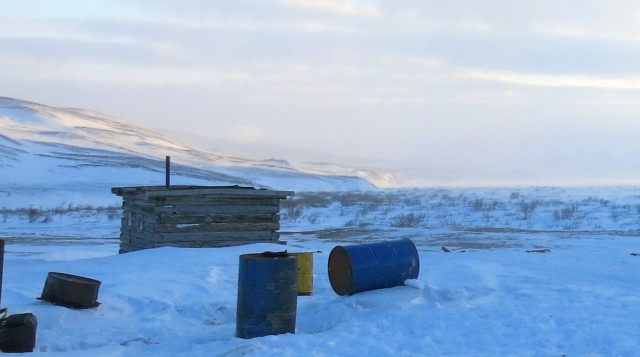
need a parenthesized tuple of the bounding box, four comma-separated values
(111, 185, 294, 253)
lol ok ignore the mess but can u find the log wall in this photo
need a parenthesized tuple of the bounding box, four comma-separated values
(112, 185, 294, 253)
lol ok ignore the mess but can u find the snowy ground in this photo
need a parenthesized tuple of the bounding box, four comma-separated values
(1, 186, 639, 356)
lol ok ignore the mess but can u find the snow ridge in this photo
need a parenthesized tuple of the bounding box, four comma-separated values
(0, 97, 377, 191)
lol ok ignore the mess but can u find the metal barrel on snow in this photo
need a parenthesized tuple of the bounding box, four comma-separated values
(39, 272, 102, 309)
(328, 238, 420, 296)
(0, 239, 4, 308)
(236, 251, 298, 339)
(291, 252, 314, 296)
(0, 313, 37, 353)
(0, 240, 38, 353)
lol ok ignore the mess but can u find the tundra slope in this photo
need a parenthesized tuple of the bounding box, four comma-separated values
(0, 97, 378, 202)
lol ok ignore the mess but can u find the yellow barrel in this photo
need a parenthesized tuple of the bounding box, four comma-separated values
(292, 252, 314, 296)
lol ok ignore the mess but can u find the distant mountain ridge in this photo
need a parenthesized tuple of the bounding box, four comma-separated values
(0, 97, 379, 191)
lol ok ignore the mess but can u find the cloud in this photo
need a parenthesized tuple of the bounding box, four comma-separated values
(280, 0, 380, 17)
(3, 1, 640, 185)
(462, 69, 640, 90)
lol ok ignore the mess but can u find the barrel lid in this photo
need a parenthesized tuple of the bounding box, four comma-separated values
(240, 251, 296, 260)
(327, 246, 353, 296)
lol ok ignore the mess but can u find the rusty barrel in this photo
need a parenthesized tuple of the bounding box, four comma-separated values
(236, 251, 298, 339)
(0, 313, 37, 353)
(39, 272, 101, 309)
(0, 240, 4, 308)
(291, 252, 313, 296)
(328, 238, 420, 296)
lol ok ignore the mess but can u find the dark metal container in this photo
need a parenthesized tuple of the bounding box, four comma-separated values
(236, 252, 298, 339)
(328, 238, 420, 296)
(0, 313, 37, 353)
(0, 239, 4, 308)
(39, 272, 101, 309)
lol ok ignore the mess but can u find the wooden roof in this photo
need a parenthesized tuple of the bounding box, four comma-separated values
(111, 185, 295, 198)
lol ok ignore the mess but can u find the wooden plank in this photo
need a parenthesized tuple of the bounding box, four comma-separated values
(124, 198, 157, 208)
(153, 240, 286, 249)
(155, 205, 280, 215)
(122, 202, 156, 214)
(120, 239, 148, 250)
(120, 211, 155, 233)
(125, 219, 281, 234)
(112, 185, 294, 199)
(120, 241, 153, 253)
(153, 231, 278, 243)
(121, 232, 145, 244)
(119, 241, 147, 253)
(122, 233, 156, 248)
(146, 188, 293, 198)
(157, 213, 279, 224)
(120, 232, 283, 251)
(114, 185, 257, 195)
(119, 245, 134, 253)
(152, 196, 281, 207)
(119, 231, 155, 253)
(152, 222, 279, 233)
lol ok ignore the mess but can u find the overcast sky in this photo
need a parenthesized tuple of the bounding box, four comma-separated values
(3, 1, 640, 186)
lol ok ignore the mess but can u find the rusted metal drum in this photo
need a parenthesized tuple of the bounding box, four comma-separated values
(328, 238, 420, 296)
(39, 272, 101, 309)
(291, 252, 314, 296)
(0, 240, 4, 308)
(236, 251, 298, 339)
(0, 313, 37, 353)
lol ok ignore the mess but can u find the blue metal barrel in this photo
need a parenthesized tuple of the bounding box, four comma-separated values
(328, 239, 420, 296)
(236, 252, 298, 339)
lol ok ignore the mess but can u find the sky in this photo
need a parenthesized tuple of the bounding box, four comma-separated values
(2, 0, 640, 187)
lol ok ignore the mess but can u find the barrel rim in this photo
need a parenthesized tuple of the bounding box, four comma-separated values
(328, 245, 353, 296)
(47, 272, 102, 285)
(239, 252, 298, 260)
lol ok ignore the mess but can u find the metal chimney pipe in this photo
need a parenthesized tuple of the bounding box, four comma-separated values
(165, 156, 171, 188)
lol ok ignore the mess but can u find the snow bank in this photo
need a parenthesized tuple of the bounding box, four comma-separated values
(3, 233, 639, 356)
(1, 186, 639, 355)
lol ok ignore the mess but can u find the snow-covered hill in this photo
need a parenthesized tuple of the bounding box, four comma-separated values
(0, 97, 379, 201)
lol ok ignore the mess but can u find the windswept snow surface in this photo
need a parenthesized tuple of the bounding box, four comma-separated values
(0, 97, 379, 191)
(2, 186, 639, 356)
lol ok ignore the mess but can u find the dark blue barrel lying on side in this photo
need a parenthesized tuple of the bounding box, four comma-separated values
(328, 238, 420, 296)
(236, 252, 298, 339)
